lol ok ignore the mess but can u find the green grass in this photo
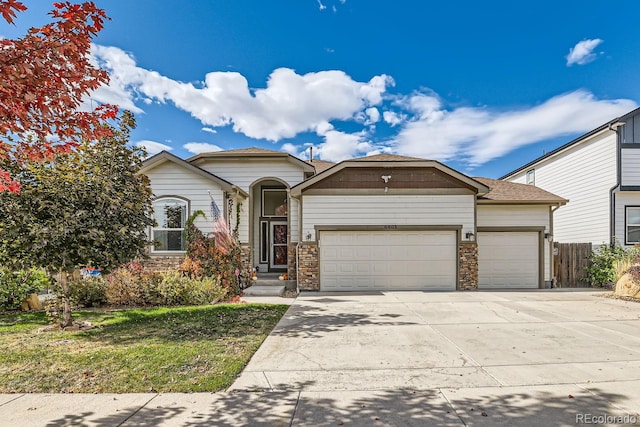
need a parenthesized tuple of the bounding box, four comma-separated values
(0, 304, 288, 393)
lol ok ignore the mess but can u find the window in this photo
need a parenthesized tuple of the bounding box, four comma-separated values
(626, 207, 640, 244)
(152, 198, 187, 251)
(526, 169, 535, 185)
(262, 189, 287, 217)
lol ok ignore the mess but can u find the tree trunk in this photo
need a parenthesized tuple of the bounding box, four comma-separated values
(59, 269, 73, 327)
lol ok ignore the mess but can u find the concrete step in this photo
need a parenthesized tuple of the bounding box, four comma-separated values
(243, 285, 285, 297)
(253, 279, 296, 288)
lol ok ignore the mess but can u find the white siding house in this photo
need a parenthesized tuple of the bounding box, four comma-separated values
(502, 107, 640, 247)
(142, 149, 566, 291)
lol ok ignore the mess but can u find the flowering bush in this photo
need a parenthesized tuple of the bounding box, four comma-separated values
(182, 212, 250, 296)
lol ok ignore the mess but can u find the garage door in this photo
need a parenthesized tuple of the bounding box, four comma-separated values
(319, 230, 457, 291)
(477, 231, 539, 289)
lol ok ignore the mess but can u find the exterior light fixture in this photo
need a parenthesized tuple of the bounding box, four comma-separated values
(465, 231, 475, 240)
(544, 232, 552, 240)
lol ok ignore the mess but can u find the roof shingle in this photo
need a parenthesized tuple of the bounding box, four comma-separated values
(475, 177, 567, 203)
(350, 153, 426, 162)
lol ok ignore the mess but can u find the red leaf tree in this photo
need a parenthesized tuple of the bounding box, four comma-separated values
(0, 1, 118, 193)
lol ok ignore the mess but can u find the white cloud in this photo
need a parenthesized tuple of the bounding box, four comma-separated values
(201, 127, 217, 134)
(86, 45, 144, 113)
(393, 90, 637, 165)
(365, 107, 380, 124)
(91, 45, 392, 142)
(135, 140, 172, 155)
(317, 0, 326, 10)
(566, 39, 603, 66)
(281, 143, 300, 156)
(90, 44, 636, 169)
(183, 142, 223, 154)
(314, 129, 373, 162)
(383, 110, 406, 127)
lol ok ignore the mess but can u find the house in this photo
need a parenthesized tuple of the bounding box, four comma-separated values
(140, 148, 566, 291)
(500, 107, 640, 247)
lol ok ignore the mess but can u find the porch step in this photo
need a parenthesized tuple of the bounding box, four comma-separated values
(254, 279, 296, 288)
(243, 285, 285, 297)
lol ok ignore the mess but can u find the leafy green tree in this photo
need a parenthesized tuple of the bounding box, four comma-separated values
(0, 111, 153, 325)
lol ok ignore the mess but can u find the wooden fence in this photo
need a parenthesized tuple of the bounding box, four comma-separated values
(553, 242, 592, 287)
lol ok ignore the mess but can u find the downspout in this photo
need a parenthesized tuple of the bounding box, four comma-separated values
(609, 120, 624, 246)
(290, 191, 302, 293)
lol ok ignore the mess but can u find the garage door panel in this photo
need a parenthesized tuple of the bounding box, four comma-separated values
(320, 230, 457, 291)
(478, 231, 539, 289)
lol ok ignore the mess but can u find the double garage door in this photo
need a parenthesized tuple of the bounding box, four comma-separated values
(318, 229, 540, 291)
(319, 230, 457, 291)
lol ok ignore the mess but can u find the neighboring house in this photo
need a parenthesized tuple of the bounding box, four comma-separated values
(501, 107, 640, 247)
(141, 148, 566, 291)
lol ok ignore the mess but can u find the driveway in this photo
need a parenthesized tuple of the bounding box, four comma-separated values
(2, 290, 639, 426)
(231, 290, 640, 424)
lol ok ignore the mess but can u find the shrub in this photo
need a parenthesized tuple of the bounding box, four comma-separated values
(190, 275, 228, 305)
(0, 268, 49, 311)
(67, 277, 108, 307)
(104, 262, 162, 306)
(157, 271, 227, 306)
(183, 212, 249, 296)
(586, 244, 638, 287)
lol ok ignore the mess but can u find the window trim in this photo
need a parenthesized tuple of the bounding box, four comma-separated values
(151, 196, 189, 253)
(625, 205, 640, 245)
(526, 169, 535, 186)
(261, 188, 288, 218)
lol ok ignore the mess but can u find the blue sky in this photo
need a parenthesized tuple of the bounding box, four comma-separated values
(4, 1, 640, 178)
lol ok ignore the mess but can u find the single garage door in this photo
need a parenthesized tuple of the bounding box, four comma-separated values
(319, 230, 457, 291)
(477, 231, 539, 289)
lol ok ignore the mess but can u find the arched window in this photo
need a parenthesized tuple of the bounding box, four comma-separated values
(152, 198, 187, 252)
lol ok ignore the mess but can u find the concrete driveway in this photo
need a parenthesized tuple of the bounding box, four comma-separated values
(231, 290, 640, 425)
(3, 291, 639, 426)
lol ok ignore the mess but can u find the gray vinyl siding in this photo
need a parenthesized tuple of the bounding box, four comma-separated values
(302, 194, 475, 241)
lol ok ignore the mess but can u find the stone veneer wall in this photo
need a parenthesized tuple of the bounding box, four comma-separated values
(240, 243, 251, 272)
(140, 255, 185, 272)
(459, 243, 478, 290)
(297, 242, 319, 290)
(287, 243, 297, 281)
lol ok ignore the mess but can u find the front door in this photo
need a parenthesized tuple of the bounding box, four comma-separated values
(270, 221, 288, 270)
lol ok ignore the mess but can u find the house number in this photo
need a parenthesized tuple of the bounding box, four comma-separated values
(384, 225, 398, 229)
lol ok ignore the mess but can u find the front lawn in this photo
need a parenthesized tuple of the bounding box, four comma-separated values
(0, 304, 288, 393)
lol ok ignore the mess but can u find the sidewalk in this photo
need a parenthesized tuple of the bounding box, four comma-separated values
(2, 383, 639, 426)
